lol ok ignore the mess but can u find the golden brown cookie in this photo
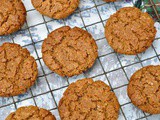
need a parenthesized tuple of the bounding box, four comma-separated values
(42, 26, 98, 77)
(103, 0, 116, 2)
(0, 43, 38, 97)
(128, 65, 160, 114)
(105, 7, 156, 55)
(31, 0, 79, 19)
(0, 0, 26, 36)
(6, 106, 56, 120)
(58, 78, 120, 120)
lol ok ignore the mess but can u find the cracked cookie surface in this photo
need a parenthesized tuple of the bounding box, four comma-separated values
(0, 43, 38, 97)
(58, 78, 120, 120)
(6, 106, 56, 120)
(0, 0, 26, 36)
(128, 65, 160, 114)
(105, 7, 156, 55)
(42, 26, 98, 77)
(31, 0, 79, 19)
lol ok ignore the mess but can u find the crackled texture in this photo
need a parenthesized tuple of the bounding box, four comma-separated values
(0, 0, 26, 35)
(31, 0, 79, 19)
(59, 78, 120, 120)
(6, 106, 56, 120)
(128, 65, 160, 114)
(105, 7, 156, 55)
(0, 43, 38, 97)
(42, 26, 98, 77)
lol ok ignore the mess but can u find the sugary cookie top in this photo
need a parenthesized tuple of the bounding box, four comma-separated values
(42, 26, 98, 77)
(128, 65, 160, 114)
(0, 0, 26, 35)
(0, 43, 38, 97)
(6, 106, 56, 120)
(59, 78, 120, 120)
(31, 0, 79, 19)
(105, 7, 156, 55)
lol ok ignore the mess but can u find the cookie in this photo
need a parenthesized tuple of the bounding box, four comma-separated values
(103, 0, 116, 2)
(31, 0, 79, 19)
(42, 26, 98, 77)
(127, 65, 160, 114)
(0, 0, 26, 36)
(105, 7, 156, 55)
(6, 106, 56, 120)
(58, 78, 120, 120)
(0, 43, 38, 97)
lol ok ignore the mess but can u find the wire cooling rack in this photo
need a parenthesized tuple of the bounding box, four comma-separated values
(143, 0, 160, 21)
(0, 0, 160, 120)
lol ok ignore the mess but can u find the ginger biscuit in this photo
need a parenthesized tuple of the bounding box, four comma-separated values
(58, 78, 120, 120)
(105, 7, 156, 55)
(6, 106, 56, 120)
(128, 65, 160, 114)
(42, 26, 98, 77)
(103, 0, 116, 2)
(31, 0, 79, 19)
(0, 0, 26, 35)
(0, 43, 38, 97)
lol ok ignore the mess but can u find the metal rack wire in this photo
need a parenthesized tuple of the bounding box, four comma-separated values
(0, 0, 160, 120)
(146, 0, 160, 21)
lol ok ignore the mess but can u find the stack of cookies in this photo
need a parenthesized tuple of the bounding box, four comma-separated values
(0, 0, 159, 120)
